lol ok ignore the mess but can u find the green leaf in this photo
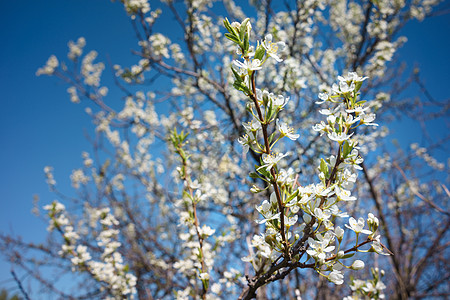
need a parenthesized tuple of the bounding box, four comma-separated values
(319, 158, 329, 177)
(341, 253, 355, 259)
(266, 105, 275, 124)
(182, 131, 189, 141)
(225, 33, 240, 44)
(256, 164, 270, 177)
(268, 132, 277, 144)
(224, 18, 239, 38)
(178, 148, 186, 159)
(231, 66, 242, 81)
(342, 141, 351, 159)
(249, 172, 260, 179)
(223, 18, 232, 32)
(239, 18, 250, 41)
(243, 32, 249, 52)
(233, 81, 250, 94)
(356, 100, 366, 106)
(355, 81, 363, 92)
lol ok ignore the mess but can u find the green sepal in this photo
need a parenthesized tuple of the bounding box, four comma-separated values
(285, 189, 299, 204)
(123, 264, 130, 272)
(268, 132, 277, 144)
(246, 102, 253, 113)
(254, 44, 265, 61)
(182, 190, 192, 201)
(201, 277, 209, 291)
(256, 164, 272, 180)
(266, 105, 275, 124)
(352, 93, 358, 106)
(355, 81, 363, 92)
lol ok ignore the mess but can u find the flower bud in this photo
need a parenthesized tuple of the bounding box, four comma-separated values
(334, 226, 344, 242)
(250, 185, 262, 193)
(351, 260, 365, 270)
(367, 213, 379, 233)
(199, 272, 209, 280)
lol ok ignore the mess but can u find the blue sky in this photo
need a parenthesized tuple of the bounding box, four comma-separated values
(0, 0, 138, 290)
(0, 0, 449, 294)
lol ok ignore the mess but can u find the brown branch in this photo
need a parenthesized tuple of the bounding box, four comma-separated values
(361, 161, 409, 299)
(248, 71, 288, 256)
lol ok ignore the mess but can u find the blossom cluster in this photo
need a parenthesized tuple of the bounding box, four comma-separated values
(44, 201, 137, 298)
(123, 0, 150, 19)
(411, 143, 446, 171)
(36, 55, 58, 76)
(170, 129, 215, 299)
(344, 268, 387, 300)
(224, 18, 388, 287)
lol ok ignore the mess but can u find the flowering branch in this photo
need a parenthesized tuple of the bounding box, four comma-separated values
(224, 17, 389, 299)
(170, 128, 213, 299)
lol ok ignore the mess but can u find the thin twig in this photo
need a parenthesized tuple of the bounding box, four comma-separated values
(11, 269, 31, 300)
(392, 162, 450, 216)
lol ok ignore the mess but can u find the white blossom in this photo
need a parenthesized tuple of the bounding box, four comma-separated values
(345, 217, 372, 235)
(276, 119, 299, 140)
(261, 34, 285, 62)
(233, 58, 262, 71)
